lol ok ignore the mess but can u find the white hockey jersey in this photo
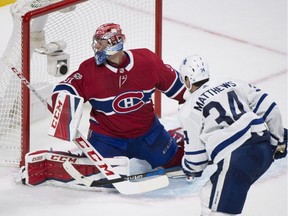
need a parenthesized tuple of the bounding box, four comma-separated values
(178, 79, 284, 172)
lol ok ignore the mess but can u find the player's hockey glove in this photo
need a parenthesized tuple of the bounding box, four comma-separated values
(182, 157, 203, 182)
(272, 128, 287, 160)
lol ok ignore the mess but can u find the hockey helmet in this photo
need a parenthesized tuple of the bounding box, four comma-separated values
(92, 23, 126, 65)
(179, 55, 209, 89)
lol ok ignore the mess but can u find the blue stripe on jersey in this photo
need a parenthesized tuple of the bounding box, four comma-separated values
(89, 89, 155, 115)
(211, 118, 265, 161)
(89, 98, 115, 115)
(270, 132, 280, 142)
(74, 97, 81, 112)
(185, 149, 207, 155)
(163, 71, 184, 98)
(67, 98, 72, 140)
(262, 102, 276, 121)
(184, 158, 209, 167)
(184, 150, 208, 167)
(253, 93, 268, 113)
(54, 84, 78, 96)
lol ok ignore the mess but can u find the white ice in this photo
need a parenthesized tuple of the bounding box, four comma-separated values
(0, 0, 287, 215)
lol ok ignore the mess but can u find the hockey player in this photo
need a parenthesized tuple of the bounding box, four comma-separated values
(51, 23, 186, 170)
(178, 55, 287, 215)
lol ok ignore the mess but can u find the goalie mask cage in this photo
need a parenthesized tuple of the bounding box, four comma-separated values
(0, 0, 162, 167)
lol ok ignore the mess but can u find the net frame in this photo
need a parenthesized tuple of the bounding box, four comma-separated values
(0, 0, 162, 167)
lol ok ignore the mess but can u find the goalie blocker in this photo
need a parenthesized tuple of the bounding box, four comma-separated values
(49, 92, 84, 141)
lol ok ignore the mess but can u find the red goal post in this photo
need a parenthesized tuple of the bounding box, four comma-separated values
(0, 0, 162, 167)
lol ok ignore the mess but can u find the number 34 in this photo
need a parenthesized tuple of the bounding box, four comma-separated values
(203, 90, 246, 125)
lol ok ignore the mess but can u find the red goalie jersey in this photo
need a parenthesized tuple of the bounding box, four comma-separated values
(52, 48, 186, 138)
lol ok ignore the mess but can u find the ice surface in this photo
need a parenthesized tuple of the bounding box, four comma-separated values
(0, 0, 287, 215)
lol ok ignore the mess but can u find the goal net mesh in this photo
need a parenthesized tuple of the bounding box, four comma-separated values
(0, 0, 158, 166)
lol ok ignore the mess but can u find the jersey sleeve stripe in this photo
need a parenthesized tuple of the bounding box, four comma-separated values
(184, 159, 209, 167)
(185, 149, 207, 155)
(253, 93, 268, 113)
(163, 73, 185, 98)
(53, 83, 80, 96)
(262, 102, 277, 121)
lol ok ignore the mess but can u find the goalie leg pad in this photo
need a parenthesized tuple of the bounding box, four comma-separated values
(20, 150, 129, 186)
(21, 150, 99, 186)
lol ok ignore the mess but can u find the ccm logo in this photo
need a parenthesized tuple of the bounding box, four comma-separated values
(76, 137, 115, 176)
(51, 100, 63, 129)
(50, 155, 77, 163)
(32, 156, 43, 162)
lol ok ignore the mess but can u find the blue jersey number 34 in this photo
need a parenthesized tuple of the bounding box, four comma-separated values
(203, 90, 246, 125)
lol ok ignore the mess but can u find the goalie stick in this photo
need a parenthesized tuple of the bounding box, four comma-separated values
(9, 65, 169, 195)
(63, 161, 183, 187)
(63, 160, 214, 187)
(63, 160, 172, 190)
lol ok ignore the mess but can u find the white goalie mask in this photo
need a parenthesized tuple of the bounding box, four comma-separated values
(179, 55, 209, 89)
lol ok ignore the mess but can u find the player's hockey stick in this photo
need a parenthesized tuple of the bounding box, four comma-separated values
(9, 65, 169, 195)
(64, 160, 214, 187)
(63, 161, 183, 187)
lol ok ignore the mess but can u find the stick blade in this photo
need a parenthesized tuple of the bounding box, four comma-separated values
(114, 175, 169, 195)
(63, 161, 169, 195)
(63, 160, 92, 186)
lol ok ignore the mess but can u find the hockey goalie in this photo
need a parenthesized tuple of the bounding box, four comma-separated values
(20, 92, 131, 187)
(20, 92, 185, 191)
(19, 22, 187, 193)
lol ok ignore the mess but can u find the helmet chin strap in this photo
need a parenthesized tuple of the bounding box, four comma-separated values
(184, 79, 199, 93)
(190, 85, 199, 93)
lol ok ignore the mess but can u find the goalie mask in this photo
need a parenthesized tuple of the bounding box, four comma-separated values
(91, 23, 126, 65)
(179, 55, 209, 90)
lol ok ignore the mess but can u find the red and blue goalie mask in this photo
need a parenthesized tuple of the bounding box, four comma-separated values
(91, 23, 126, 65)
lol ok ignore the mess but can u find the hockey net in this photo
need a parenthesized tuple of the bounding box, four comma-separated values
(0, 0, 162, 167)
